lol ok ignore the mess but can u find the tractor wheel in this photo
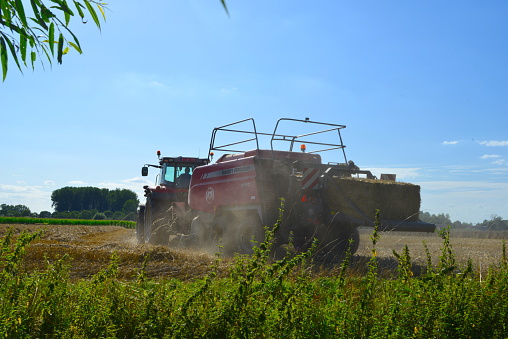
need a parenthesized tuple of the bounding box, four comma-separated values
(317, 224, 360, 263)
(136, 205, 146, 244)
(188, 216, 213, 250)
(144, 197, 169, 245)
(231, 213, 264, 255)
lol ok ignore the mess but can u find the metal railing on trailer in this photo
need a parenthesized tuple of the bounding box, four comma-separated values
(207, 117, 349, 163)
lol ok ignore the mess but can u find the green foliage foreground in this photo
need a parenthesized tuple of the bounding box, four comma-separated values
(1, 223, 508, 338)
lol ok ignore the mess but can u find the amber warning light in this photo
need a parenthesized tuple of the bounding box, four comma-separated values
(300, 144, 306, 152)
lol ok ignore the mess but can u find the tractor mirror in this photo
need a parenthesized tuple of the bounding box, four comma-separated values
(141, 166, 148, 176)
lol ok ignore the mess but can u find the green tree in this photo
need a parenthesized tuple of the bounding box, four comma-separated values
(39, 210, 52, 218)
(79, 209, 93, 219)
(92, 212, 106, 220)
(112, 211, 123, 220)
(419, 211, 452, 225)
(107, 188, 138, 212)
(477, 215, 508, 230)
(0, 0, 106, 81)
(122, 199, 137, 214)
(0, 204, 31, 216)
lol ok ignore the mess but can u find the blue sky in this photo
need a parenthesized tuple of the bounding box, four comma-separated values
(1, 0, 507, 223)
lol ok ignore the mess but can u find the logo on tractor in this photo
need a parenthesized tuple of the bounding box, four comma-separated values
(206, 187, 215, 204)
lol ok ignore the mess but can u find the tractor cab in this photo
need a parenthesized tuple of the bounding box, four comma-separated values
(137, 151, 209, 245)
(159, 159, 196, 189)
(142, 152, 209, 191)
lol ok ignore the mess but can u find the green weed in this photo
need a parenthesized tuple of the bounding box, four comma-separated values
(1, 219, 508, 337)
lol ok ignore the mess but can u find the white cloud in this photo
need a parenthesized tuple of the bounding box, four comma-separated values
(0, 184, 52, 212)
(479, 140, 508, 147)
(44, 180, 55, 186)
(480, 154, 501, 159)
(123, 177, 152, 184)
(15, 180, 26, 185)
(442, 140, 459, 145)
(492, 159, 506, 166)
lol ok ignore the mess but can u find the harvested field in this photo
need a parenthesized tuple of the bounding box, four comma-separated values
(353, 227, 508, 276)
(1, 224, 506, 280)
(0, 224, 219, 281)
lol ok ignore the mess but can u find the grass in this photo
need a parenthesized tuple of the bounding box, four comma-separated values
(0, 216, 135, 228)
(1, 215, 508, 337)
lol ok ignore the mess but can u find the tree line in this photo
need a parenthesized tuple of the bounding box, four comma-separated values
(0, 187, 140, 221)
(51, 187, 138, 214)
(419, 211, 508, 230)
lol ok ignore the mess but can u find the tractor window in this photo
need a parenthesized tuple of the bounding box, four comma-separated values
(161, 165, 176, 186)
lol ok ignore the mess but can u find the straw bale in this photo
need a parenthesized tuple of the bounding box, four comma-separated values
(324, 177, 421, 225)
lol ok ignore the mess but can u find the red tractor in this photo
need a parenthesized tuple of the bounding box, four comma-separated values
(136, 152, 209, 244)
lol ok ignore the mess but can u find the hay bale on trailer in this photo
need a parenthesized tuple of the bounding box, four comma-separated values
(324, 177, 421, 225)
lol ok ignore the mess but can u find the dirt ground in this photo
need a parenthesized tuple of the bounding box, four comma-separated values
(1, 224, 506, 280)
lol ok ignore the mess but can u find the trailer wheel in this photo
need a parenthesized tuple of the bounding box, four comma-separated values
(188, 216, 208, 248)
(317, 225, 360, 263)
(233, 213, 264, 255)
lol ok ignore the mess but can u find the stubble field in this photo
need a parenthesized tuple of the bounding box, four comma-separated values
(2, 224, 506, 280)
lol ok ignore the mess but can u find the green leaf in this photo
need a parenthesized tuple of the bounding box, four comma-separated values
(31, 0, 48, 29)
(48, 22, 55, 55)
(220, 0, 229, 16)
(84, 0, 100, 30)
(68, 41, 81, 54)
(14, 0, 28, 27)
(20, 33, 27, 63)
(3, 35, 22, 71)
(64, 11, 71, 25)
(41, 5, 54, 23)
(0, 0, 13, 24)
(74, 1, 85, 19)
(31, 51, 36, 69)
(62, 46, 69, 55)
(0, 37, 8, 81)
(57, 33, 64, 63)
(97, 3, 106, 20)
(54, 0, 75, 16)
(67, 27, 81, 51)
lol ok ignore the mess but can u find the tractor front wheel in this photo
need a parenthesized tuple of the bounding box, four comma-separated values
(136, 205, 146, 244)
(144, 197, 169, 245)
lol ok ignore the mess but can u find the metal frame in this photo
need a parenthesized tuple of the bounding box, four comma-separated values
(270, 118, 348, 163)
(208, 117, 349, 162)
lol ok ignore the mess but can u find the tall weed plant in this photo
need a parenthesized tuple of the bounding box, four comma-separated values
(1, 219, 508, 337)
